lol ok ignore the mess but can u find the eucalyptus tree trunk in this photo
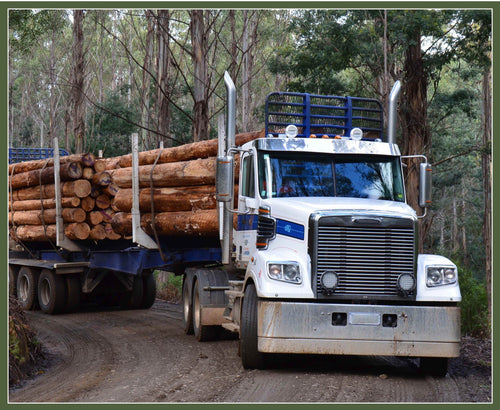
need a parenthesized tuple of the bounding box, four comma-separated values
(140, 10, 154, 150)
(48, 28, 57, 146)
(400, 28, 430, 252)
(157, 10, 171, 147)
(71, 9, 85, 154)
(229, 10, 238, 81)
(481, 66, 492, 327)
(190, 10, 209, 142)
(241, 11, 259, 132)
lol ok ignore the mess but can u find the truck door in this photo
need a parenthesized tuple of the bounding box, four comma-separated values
(234, 152, 258, 266)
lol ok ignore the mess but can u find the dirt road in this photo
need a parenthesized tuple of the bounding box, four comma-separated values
(9, 300, 491, 403)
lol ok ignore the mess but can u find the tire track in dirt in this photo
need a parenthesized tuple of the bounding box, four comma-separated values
(9, 300, 490, 403)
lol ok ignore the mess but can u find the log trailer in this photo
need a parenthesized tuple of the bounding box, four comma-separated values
(8, 72, 461, 376)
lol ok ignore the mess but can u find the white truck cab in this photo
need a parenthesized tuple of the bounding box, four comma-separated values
(184, 72, 461, 377)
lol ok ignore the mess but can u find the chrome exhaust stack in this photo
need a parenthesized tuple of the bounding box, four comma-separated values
(387, 80, 401, 144)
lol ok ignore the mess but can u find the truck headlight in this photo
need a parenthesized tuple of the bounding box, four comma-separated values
(426, 266, 457, 287)
(267, 262, 302, 284)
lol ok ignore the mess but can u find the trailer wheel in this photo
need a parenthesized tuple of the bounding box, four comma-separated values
(121, 275, 144, 309)
(193, 280, 217, 341)
(240, 283, 266, 369)
(420, 357, 449, 377)
(38, 269, 67, 314)
(182, 278, 194, 335)
(16, 266, 39, 310)
(141, 273, 156, 309)
(9, 265, 20, 297)
(65, 275, 81, 312)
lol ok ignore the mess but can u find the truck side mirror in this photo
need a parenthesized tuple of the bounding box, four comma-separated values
(419, 163, 432, 208)
(216, 156, 234, 202)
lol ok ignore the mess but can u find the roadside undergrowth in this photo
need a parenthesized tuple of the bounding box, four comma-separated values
(9, 296, 44, 386)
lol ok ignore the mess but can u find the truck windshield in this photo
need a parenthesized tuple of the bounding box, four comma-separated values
(258, 152, 405, 202)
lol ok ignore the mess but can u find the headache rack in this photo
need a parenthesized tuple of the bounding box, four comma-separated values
(265, 92, 384, 141)
(9, 147, 70, 164)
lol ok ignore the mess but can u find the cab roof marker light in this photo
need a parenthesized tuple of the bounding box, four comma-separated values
(350, 128, 363, 140)
(285, 124, 298, 138)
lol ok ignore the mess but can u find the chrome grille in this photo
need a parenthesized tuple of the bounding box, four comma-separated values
(312, 215, 415, 299)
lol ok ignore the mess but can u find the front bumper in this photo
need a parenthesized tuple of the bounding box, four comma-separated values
(258, 301, 461, 358)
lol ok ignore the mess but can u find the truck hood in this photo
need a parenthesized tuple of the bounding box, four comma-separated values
(262, 197, 417, 224)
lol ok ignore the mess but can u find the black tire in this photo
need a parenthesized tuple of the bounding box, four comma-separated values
(240, 283, 266, 369)
(182, 278, 194, 335)
(16, 266, 39, 310)
(9, 265, 20, 297)
(38, 269, 67, 315)
(121, 275, 144, 309)
(420, 357, 449, 377)
(193, 280, 217, 341)
(141, 273, 156, 309)
(65, 275, 81, 312)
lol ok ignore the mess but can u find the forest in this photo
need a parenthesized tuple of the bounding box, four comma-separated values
(8, 8, 492, 335)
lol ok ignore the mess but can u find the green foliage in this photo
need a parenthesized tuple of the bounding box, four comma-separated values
(9, 9, 69, 54)
(458, 263, 489, 337)
(155, 271, 182, 303)
(87, 85, 139, 156)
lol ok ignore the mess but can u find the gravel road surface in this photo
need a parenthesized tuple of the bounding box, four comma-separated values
(9, 299, 491, 403)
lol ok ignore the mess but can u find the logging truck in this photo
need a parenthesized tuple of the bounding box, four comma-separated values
(180, 73, 461, 376)
(8, 72, 461, 376)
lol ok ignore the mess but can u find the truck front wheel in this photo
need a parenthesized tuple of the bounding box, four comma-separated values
(420, 357, 449, 377)
(240, 283, 266, 369)
(16, 266, 39, 310)
(38, 269, 67, 314)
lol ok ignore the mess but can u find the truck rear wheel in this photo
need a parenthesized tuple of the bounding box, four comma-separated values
(141, 273, 156, 309)
(420, 357, 449, 377)
(121, 275, 144, 309)
(38, 269, 67, 314)
(16, 266, 39, 310)
(182, 279, 194, 335)
(193, 280, 217, 341)
(65, 275, 81, 312)
(240, 283, 266, 369)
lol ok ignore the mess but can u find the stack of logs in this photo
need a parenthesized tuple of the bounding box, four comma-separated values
(9, 130, 263, 244)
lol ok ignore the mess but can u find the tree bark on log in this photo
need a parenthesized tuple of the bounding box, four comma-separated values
(9, 208, 87, 225)
(112, 185, 217, 212)
(9, 161, 83, 190)
(8, 152, 95, 175)
(11, 222, 90, 241)
(116, 130, 263, 168)
(9, 179, 92, 201)
(9, 197, 80, 211)
(111, 209, 219, 237)
(110, 157, 216, 188)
